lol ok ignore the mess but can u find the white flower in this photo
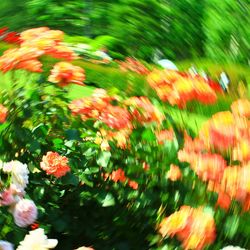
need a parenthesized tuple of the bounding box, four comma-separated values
(3, 161, 29, 192)
(0, 240, 14, 250)
(13, 199, 37, 227)
(17, 228, 58, 250)
(221, 246, 246, 250)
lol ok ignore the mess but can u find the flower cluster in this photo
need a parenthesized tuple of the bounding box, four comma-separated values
(159, 206, 216, 250)
(147, 69, 218, 108)
(0, 161, 38, 227)
(0, 27, 85, 88)
(178, 99, 250, 211)
(40, 151, 71, 178)
(20, 27, 77, 61)
(0, 27, 21, 44)
(119, 57, 150, 75)
(48, 61, 85, 87)
(104, 168, 139, 190)
(69, 89, 165, 149)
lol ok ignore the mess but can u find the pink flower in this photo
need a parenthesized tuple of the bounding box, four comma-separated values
(0, 240, 13, 250)
(0, 188, 17, 206)
(13, 199, 37, 227)
(40, 151, 70, 178)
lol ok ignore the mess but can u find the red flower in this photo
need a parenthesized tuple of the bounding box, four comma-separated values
(128, 180, 139, 190)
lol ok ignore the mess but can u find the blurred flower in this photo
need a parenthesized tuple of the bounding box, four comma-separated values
(16, 228, 58, 250)
(128, 180, 139, 190)
(40, 151, 70, 178)
(0, 47, 43, 73)
(100, 105, 132, 130)
(109, 168, 127, 183)
(13, 199, 37, 227)
(147, 69, 217, 108)
(231, 99, 250, 118)
(0, 104, 8, 123)
(124, 96, 164, 124)
(155, 128, 174, 144)
(0, 187, 19, 206)
(220, 246, 246, 250)
(2, 160, 29, 193)
(167, 164, 182, 181)
(159, 206, 216, 250)
(48, 62, 85, 87)
(216, 192, 231, 211)
(119, 57, 149, 75)
(75, 247, 94, 250)
(0, 240, 14, 250)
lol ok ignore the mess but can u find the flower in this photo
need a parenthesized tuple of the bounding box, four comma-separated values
(40, 151, 70, 178)
(220, 246, 246, 250)
(99, 105, 132, 130)
(13, 199, 38, 227)
(16, 228, 58, 250)
(75, 247, 94, 250)
(0, 47, 43, 73)
(0, 104, 8, 123)
(0, 241, 14, 250)
(2, 160, 29, 193)
(128, 180, 139, 190)
(159, 206, 216, 250)
(231, 99, 250, 118)
(48, 62, 85, 87)
(109, 168, 127, 183)
(0, 187, 19, 206)
(119, 57, 149, 75)
(167, 164, 182, 181)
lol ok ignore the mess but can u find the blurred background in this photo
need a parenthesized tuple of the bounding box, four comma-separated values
(1, 0, 249, 64)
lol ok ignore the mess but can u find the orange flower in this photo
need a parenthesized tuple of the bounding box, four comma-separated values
(99, 105, 132, 130)
(0, 104, 8, 123)
(109, 168, 127, 183)
(216, 192, 231, 211)
(128, 180, 139, 190)
(147, 69, 217, 108)
(167, 164, 182, 181)
(159, 206, 216, 250)
(0, 47, 43, 73)
(40, 151, 70, 178)
(119, 57, 149, 75)
(48, 62, 85, 87)
(231, 99, 250, 118)
(191, 153, 227, 182)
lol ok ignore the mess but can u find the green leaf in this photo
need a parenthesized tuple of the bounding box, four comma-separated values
(224, 215, 239, 239)
(96, 151, 111, 167)
(100, 193, 115, 207)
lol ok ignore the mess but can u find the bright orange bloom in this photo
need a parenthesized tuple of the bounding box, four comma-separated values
(159, 206, 216, 250)
(216, 192, 231, 211)
(99, 105, 132, 130)
(48, 62, 85, 87)
(0, 47, 43, 73)
(128, 180, 139, 190)
(191, 153, 227, 182)
(167, 164, 182, 181)
(0, 104, 8, 123)
(109, 168, 127, 183)
(231, 99, 250, 118)
(40, 151, 70, 178)
(147, 69, 217, 108)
